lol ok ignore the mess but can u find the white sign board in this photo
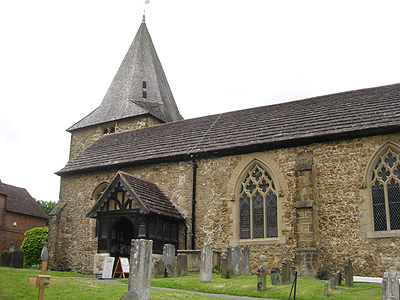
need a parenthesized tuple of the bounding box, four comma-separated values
(102, 257, 115, 279)
(120, 257, 130, 274)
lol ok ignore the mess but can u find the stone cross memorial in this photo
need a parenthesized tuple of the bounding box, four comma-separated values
(200, 244, 213, 283)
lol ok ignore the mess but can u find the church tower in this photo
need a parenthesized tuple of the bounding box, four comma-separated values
(67, 17, 183, 160)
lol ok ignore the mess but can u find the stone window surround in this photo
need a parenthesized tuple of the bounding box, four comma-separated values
(360, 141, 400, 239)
(227, 154, 287, 246)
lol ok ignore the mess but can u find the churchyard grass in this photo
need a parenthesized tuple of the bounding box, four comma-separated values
(1, 267, 380, 299)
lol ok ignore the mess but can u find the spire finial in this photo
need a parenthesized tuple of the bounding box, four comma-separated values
(142, 0, 149, 23)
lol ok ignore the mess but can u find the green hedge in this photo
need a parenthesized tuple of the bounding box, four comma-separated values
(21, 227, 48, 266)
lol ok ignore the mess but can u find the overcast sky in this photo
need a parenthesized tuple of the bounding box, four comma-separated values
(1, 0, 399, 202)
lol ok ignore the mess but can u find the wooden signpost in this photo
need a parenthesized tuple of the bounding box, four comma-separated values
(113, 257, 130, 278)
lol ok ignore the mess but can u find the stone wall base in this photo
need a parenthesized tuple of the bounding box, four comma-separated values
(295, 248, 319, 277)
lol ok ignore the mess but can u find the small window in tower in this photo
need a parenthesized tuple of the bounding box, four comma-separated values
(142, 90, 147, 99)
(142, 81, 147, 89)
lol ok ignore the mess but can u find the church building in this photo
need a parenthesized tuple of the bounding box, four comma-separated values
(48, 18, 400, 277)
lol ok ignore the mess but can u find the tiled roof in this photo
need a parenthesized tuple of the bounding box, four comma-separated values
(87, 171, 184, 220)
(68, 21, 182, 132)
(58, 83, 400, 175)
(2, 182, 48, 219)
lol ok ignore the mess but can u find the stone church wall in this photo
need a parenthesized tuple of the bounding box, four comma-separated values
(49, 133, 400, 276)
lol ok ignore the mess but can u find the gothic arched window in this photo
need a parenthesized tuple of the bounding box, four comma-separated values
(239, 164, 278, 239)
(371, 148, 400, 231)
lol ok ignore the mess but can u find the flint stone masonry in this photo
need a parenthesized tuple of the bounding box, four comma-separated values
(200, 245, 213, 283)
(241, 246, 250, 276)
(128, 239, 152, 300)
(49, 133, 400, 277)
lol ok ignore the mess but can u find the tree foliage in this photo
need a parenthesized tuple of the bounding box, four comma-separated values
(21, 227, 48, 266)
(36, 200, 57, 226)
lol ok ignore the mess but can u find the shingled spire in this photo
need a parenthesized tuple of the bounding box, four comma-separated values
(68, 20, 183, 132)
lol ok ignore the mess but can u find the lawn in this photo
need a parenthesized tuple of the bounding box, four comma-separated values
(0, 267, 381, 300)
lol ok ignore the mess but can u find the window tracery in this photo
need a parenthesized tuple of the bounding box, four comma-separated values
(239, 164, 278, 239)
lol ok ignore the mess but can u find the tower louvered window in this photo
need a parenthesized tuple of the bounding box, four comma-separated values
(239, 164, 278, 239)
(371, 148, 400, 231)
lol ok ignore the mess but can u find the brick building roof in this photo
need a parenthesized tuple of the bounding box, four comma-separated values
(68, 20, 182, 132)
(58, 83, 400, 176)
(1, 181, 48, 219)
(87, 171, 184, 220)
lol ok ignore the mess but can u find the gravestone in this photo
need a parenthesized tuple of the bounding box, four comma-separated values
(120, 290, 139, 300)
(162, 244, 176, 278)
(232, 246, 241, 276)
(128, 239, 153, 300)
(200, 244, 213, 283)
(271, 267, 281, 285)
(281, 258, 291, 285)
(10, 251, 24, 268)
(257, 266, 266, 291)
(221, 255, 228, 279)
(344, 257, 353, 287)
(224, 246, 234, 278)
(153, 258, 165, 278)
(0, 251, 8, 266)
(330, 273, 338, 289)
(381, 271, 399, 300)
(102, 257, 115, 279)
(323, 282, 329, 297)
(336, 271, 342, 286)
(165, 264, 176, 278)
(176, 253, 188, 277)
(241, 246, 250, 275)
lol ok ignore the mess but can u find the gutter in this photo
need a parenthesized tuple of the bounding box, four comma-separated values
(190, 155, 197, 250)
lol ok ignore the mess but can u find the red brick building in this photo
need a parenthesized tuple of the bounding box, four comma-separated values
(0, 179, 48, 253)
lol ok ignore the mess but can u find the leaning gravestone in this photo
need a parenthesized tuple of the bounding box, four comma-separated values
(257, 266, 267, 291)
(153, 258, 165, 278)
(10, 251, 24, 268)
(271, 267, 281, 285)
(232, 246, 241, 276)
(381, 271, 399, 300)
(281, 258, 291, 285)
(345, 257, 353, 287)
(200, 244, 213, 283)
(125, 239, 153, 300)
(162, 244, 176, 278)
(336, 271, 342, 286)
(241, 246, 250, 276)
(177, 253, 188, 277)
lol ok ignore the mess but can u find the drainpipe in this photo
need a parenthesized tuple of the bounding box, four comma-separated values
(190, 155, 198, 250)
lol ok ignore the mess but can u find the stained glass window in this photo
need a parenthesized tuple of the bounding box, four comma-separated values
(239, 164, 278, 239)
(371, 148, 400, 231)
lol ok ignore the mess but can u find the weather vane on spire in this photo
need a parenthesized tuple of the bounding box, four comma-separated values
(142, 0, 150, 23)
